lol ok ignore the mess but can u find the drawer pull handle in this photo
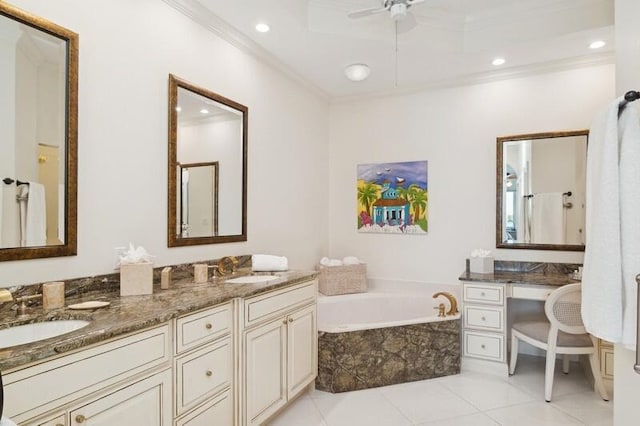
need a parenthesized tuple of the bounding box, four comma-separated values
(288, 317, 294, 323)
(481, 344, 486, 349)
(206, 370, 213, 377)
(76, 414, 86, 423)
(205, 323, 213, 329)
(481, 316, 486, 321)
(282, 319, 288, 325)
(481, 292, 486, 297)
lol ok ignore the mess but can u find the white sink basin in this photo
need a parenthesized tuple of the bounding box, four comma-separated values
(0, 320, 90, 349)
(224, 275, 278, 284)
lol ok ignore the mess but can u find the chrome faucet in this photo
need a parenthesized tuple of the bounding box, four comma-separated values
(432, 292, 459, 316)
(216, 256, 239, 276)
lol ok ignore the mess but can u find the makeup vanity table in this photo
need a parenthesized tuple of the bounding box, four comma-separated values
(458, 261, 613, 387)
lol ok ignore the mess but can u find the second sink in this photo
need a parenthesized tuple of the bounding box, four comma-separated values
(0, 320, 90, 350)
(224, 275, 277, 284)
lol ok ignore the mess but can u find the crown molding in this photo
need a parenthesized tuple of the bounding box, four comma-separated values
(162, 0, 330, 102)
(331, 52, 615, 105)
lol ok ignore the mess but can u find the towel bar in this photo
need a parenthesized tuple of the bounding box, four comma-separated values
(635, 274, 640, 374)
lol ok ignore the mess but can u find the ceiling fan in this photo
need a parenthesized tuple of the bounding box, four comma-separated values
(347, 0, 426, 32)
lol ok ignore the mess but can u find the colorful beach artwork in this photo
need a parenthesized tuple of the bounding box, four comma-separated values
(357, 160, 428, 234)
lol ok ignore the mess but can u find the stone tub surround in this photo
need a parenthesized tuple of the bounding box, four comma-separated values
(316, 319, 460, 393)
(460, 260, 582, 287)
(0, 266, 316, 372)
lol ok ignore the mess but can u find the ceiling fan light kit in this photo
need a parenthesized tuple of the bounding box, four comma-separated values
(389, 3, 407, 21)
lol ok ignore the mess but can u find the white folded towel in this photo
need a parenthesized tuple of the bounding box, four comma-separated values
(320, 257, 343, 267)
(25, 182, 46, 246)
(252, 254, 288, 272)
(342, 256, 361, 265)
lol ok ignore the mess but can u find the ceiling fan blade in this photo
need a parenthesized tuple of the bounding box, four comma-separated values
(347, 7, 388, 19)
(396, 12, 417, 34)
(407, 0, 426, 5)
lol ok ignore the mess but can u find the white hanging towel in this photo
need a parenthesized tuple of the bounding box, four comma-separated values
(618, 105, 640, 349)
(531, 193, 564, 244)
(582, 99, 640, 348)
(25, 182, 46, 246)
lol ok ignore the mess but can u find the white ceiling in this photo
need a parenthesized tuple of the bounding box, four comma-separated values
(168, 0, 614, 100)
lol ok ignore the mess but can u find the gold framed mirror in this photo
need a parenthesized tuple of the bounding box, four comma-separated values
(0, 2, 78, 261)
(168, 74, 247, 247)
(496, 130, 588, 251)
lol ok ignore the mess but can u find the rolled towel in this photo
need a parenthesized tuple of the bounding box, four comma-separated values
(252, 254, 288, 272)
(327, 259, 343, 266)
(320, 257, 331, 266)
(343, 256, 361, 265)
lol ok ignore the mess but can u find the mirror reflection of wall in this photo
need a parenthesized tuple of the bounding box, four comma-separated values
(497, 130, 587, 251)
(0, 3, 77, 259)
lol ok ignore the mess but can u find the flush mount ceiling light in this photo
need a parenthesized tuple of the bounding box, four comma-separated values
(255, 23, 270, 33)
(344, 63, 371, 82)
(589, 40, 606, 49)
(200, 109, 209, 114)
(492, 57, 506, 66)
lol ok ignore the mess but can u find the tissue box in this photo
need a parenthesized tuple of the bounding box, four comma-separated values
(469, 257, 494, 274)
(120, 262, 153, 296)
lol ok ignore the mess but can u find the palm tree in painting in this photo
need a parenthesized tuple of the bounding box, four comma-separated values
(408, 184, 427, 224)
(396, 186, 410, 203)
(358, 182, 378, 217)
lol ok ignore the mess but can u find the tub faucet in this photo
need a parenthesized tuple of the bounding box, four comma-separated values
(432, 292, 459, 316)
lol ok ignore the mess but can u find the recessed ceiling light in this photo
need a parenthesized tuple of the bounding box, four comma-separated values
(344, 63, 370, 82)
(255, 23, 270, 33)
(200, 109, 209, 114)
(589, 40, 606, 49)
(492, 58, 506, 66)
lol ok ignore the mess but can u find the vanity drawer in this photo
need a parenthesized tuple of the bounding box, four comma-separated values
(176, 303, 232, 354)
(463, 283, 504, 305)
(175, 388, 233, 426)
(175, 337, 232, 415)
(510, 285, 555, 301)
(244, 280, 317, 327)
(463, 330, 505, 362)
(463, 305, 504, 332)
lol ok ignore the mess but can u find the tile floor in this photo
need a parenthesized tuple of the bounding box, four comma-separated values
(267, 355, 612, 426)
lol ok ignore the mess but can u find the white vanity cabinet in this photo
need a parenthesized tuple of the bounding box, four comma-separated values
(241, 280, 317, 426)
(173, 303, 234, 425)
(462, 282, 507, 363)
(6, 325, 172, 426)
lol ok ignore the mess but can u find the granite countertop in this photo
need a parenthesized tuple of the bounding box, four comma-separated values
(0, 269, 317, 372)
(458, 270, 581, 287)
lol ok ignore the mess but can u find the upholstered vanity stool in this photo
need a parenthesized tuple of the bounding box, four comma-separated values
(509, 283, 609, 402)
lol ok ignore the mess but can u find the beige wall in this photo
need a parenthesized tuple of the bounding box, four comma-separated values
(1, 0, 330, 285)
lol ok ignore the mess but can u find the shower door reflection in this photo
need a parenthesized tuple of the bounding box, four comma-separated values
(178, 162, 218, 238)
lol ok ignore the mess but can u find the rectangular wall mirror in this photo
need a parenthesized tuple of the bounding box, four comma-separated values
(0, 2, 78, 261)
(496, 130, 588, 251)
(168, 74, 247, 247)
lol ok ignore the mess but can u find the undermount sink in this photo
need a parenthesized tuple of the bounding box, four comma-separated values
(224, 275, 278, 284)
(0, 320, 90, 349)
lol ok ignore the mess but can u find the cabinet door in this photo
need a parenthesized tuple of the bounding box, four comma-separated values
(244, 318, 287, 425)
(175, 389, 233, 426)
(287, 305, 317, 399)
(69, 369, 172, 426)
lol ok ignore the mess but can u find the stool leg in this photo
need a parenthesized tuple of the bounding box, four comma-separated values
(562, 354, 570, 374)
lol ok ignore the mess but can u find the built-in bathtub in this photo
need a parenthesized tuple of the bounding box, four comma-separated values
(316, 290, 461, 393)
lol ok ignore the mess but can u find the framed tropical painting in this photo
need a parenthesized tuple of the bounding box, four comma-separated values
(357, 161, 428, 234)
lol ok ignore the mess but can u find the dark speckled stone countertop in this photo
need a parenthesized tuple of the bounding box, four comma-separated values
(458, 270, 580, 287)
(458, 260, 582, 287)
(0, 269, 317, 372)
